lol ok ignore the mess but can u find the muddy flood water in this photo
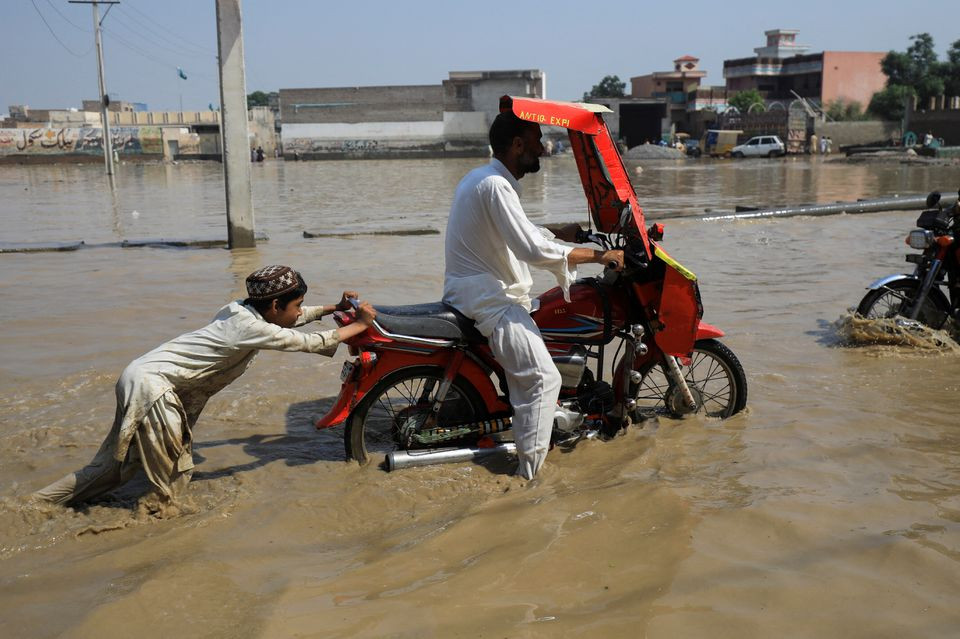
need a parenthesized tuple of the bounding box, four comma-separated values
(1, 156, 959, 638)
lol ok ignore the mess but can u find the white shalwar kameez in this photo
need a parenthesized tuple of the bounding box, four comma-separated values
(443, 159, 576, 479)
(35, 302, 339, 505)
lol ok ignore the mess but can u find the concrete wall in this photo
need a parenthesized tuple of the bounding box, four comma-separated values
(279, 71, 543, 159)
(820, 51, 886, 108)
(0, 126, 216, 161)
(0, 126, 162, 156)
(909, 108, 960, 145)
(814, 120, 900, 147)
(247, 106, 278, 155)
(282, 111, 489, 158)
(280, 86, 443, 124)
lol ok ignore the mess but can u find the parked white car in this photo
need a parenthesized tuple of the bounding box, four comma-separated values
(731, 135, 786, 158)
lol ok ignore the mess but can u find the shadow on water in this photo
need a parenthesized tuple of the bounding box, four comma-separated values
(191, 396, 345, 481)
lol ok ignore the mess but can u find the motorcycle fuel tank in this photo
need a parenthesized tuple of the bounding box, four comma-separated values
(532, 279, 626, 345)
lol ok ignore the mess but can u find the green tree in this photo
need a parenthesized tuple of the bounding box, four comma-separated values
(825, 98, 870, 121)
(943, 39, 960, 97)
(728, 89, 765, 113)
(246, 90, 270, 108)
(868, 85, 916, 121)
(877, 33, 945, 105)
(582, 75, 626, 101)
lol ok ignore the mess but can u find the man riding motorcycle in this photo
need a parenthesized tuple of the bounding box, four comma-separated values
(442, 111, 624, 479)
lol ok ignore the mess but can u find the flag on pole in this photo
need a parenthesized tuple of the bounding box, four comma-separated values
(177, 67, 188, 80)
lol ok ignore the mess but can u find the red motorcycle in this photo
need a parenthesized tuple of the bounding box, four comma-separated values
(317, 96, 747, 470)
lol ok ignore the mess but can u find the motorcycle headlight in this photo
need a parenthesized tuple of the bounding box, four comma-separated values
(907, 229, 934, 249)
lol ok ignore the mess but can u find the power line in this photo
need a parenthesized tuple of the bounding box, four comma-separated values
(101, 24, 217, 82)
(29, 0, 92, 57)
(108, 11, 215, 61)
(121, 0, 216, 55)
(114, 5, 214, 58)
(43, 0, 89, 32)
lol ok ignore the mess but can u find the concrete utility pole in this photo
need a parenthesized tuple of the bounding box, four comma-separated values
(215, 0, 255, 248)
(69, 0, 117, 176)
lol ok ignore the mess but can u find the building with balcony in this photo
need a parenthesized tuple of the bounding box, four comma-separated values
(628, 56, 709, 141)
(723, 29, 886, 108)
(630, 55, 707, 102)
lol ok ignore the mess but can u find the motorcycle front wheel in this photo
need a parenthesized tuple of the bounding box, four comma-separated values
(344, 366, 485, 465)
(634, 338, 747, 418)
(856, 279, 949, 328)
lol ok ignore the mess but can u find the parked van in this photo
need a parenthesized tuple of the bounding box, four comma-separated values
(700, 129, 743, 157)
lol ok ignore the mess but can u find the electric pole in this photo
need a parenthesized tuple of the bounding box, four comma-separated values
(215, 0, 255, 248)
(69, 0, 117, 176)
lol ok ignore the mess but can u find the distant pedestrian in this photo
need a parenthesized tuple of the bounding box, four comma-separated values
(256, 146, 265, 162)
(825, 137, 832, 154)
(809, 133, 818, 155)
(819, 136, 828, 154)
(251, 147, 257, 162)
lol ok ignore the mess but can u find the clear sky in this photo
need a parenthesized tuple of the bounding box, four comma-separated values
(3, 0, 959, 114)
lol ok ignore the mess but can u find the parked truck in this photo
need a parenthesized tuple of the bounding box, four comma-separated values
(700, 129, 743, 157)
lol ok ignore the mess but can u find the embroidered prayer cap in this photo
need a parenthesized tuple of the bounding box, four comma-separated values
(245, 265, 301, 301)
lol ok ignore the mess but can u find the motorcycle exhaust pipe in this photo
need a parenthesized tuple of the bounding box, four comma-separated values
(386, 443, 517, 471)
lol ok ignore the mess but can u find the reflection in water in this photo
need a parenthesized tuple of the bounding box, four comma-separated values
(1, 158, 959, 637)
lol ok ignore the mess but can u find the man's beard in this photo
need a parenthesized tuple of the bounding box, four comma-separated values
(519, 155, 541, 175)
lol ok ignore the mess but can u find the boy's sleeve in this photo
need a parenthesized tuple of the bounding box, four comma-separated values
(235, 316, 340, 356)
(296, 305, 326, 326)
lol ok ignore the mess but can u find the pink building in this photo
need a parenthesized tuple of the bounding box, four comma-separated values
(723, 30, 885, 107)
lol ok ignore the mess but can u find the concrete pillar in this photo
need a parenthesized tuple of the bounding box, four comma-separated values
(215, 0, 255, 248)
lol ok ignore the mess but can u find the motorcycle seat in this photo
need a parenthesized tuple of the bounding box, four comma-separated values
(373, 302, 485, 343)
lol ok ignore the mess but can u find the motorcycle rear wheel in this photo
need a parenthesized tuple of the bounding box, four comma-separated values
(344, 366, 485, 466)
(856, 280, 949, 328)
(634, 339, 747, 418)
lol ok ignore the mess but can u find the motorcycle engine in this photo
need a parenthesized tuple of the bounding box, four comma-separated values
(577, 377, 615, 416)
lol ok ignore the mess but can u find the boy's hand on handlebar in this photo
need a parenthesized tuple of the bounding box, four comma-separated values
(354, 301, 376, 326)
(336, 291, 359, 311)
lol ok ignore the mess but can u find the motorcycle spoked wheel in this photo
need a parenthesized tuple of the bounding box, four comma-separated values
(856, 280, 949, 329)
(344, 366, 485, 465)
(633, 338, 747, 418)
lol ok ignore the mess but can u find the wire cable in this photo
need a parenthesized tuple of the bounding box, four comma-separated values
(44, 0, 89, 32)
(101, 25, 218, 82)
(108, 11, 215, 62)
(29, 0, 92, 57)
(121, 1, 217, 55)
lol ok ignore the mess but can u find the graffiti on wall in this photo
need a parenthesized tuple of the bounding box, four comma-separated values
(0, 127, 163, 155)
(284, 137, 383, 154)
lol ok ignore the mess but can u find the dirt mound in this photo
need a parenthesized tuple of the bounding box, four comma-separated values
(623, 144, 686, 160)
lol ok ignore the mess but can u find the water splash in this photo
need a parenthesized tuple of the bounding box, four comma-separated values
(834, 312, 960, 352)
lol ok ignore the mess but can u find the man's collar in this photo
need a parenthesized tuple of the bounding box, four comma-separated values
(489, 158, 522, 196)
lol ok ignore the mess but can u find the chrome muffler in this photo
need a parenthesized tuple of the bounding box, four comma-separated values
(386, 443, 517, 471)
